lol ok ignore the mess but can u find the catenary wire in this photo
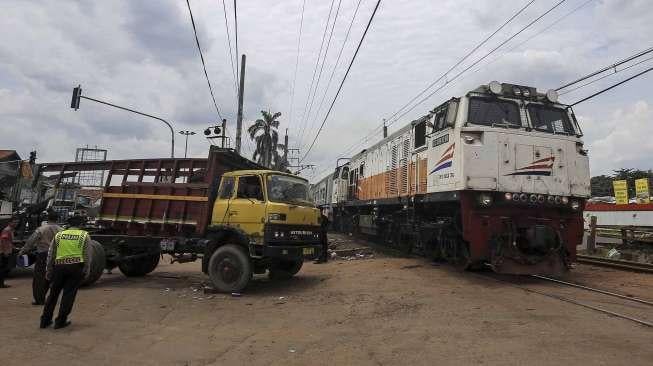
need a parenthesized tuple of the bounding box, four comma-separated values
(186, 0, 224, 121)
(570, 66, 653, 106)
(385, 0, 568, 128)
(288, 0, 308, 132)
(301, 0, 382, 163)
(560, 55, 653, 95)
(222, 0, 239, 99)
(302, 0, 364, 152)
(296, 0, 337, 148)
(298, 0, 344, 149)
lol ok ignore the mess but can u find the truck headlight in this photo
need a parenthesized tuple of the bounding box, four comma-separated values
(268, 213, 287, 221)
(478, 193, 493, 206)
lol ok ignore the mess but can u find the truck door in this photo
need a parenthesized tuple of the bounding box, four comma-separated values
(228, 175, 266, 235)
(211, 176, 235, 224)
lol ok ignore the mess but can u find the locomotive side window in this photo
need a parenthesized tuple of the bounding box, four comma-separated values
(527, 105, 574, 134)
(468, 98, 521, 127)
(414, 120, 427, 148)
(359, 163, 365, 177)
(434, 108, 448, 131)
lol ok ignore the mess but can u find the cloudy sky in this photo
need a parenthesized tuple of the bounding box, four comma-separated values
(1, 0, 652, 181)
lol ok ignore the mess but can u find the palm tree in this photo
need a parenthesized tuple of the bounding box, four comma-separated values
(248, 110, 286, 169)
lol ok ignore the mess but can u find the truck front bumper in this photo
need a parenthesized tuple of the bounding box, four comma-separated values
(250, 243, 322, 260)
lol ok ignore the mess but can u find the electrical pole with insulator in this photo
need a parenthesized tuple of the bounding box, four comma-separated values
(236, 54, 246, 154)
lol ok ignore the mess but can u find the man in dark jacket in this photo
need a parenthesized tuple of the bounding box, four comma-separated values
(20, 211, 62, 305)
(0, 217, 18, 288)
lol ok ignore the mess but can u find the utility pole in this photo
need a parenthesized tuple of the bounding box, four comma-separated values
(236, 54, 246, 154)
(178, 130, 196, 158)
(283, 128, 289, 167)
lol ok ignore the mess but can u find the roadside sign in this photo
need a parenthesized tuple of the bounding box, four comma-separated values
(613, 180, 628, 205)
(635, 178, 650, 204)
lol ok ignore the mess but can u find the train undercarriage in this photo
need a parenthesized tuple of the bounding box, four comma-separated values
(331, 191, 584, 276)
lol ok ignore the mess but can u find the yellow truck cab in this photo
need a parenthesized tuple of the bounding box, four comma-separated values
(206, 170, 322, 292)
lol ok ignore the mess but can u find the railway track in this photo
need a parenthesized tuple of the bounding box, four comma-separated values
(475, 271, 653, 328)
(576, 255, 653, 274)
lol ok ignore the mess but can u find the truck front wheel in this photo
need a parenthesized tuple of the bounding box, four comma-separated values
(208, 244, 252, 293)
(269, 259, 303, 280)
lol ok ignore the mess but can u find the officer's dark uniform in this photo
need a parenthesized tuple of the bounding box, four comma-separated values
(316, 212, 330, 263)
(40, 220, 90, 329)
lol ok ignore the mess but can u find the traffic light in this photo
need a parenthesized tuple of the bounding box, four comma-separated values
(29, 151, 37, 165)
(71, 85, 82, 110)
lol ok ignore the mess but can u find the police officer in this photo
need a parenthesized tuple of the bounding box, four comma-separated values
(40, 215, 90, 329)
(315, 209, 330, 264)
(20, 211, 62, 305)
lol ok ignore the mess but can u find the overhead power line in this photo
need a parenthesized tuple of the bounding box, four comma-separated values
(296, 0, 337, 147)
(571, 66, 653, 106)
(303, 0, 364, 151)
(385, 0, 568, 129)
(337, 0, 542, 159)
(299, 0, 344, 148)
(288, 0, 308, 131)
(557, 45, 653, 91)
(301, 0, 382, 163)
(222, 0, 239, 99)
(560, 55, 653, 96)
(186, 0, 224, 120)
(234, 0, 240, 80)
(382, 0, 536, 127)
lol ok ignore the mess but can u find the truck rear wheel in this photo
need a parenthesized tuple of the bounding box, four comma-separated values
(269, 259, 303, 280)
(118, 252, 160, 277)
(208, 244, 252, 293)
(82, 240, 106, 286)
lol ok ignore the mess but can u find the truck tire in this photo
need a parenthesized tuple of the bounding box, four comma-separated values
(118, 252, 160, 277)
(208, 244, 252, 293)
(82, 240, 106, 286)
(269, 259, 303, 280)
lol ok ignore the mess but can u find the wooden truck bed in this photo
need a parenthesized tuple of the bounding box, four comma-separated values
(38, 147, 262, 237)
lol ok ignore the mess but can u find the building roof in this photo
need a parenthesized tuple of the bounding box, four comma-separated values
(0, 150, 20, 162)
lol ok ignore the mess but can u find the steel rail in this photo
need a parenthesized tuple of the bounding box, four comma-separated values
(576, 255, 653, 274)
(474, 273, 653, 328)
(531, 275, 653, 306)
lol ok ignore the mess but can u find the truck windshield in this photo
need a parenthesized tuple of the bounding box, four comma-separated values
(267, 174, 312, 205)
(468, 97, 521, 128)
(527, 105, 574, 134)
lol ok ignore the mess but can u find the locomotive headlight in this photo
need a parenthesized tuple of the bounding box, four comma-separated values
(489, 80, 502, 94)
(547, 195, 555, 204)
(546, 89, 559, 103)
(561, 196, 569, 205)
(520, 193, 528, 202)
(504, 192, 513, 201)
(570, 200, 581, 210)
(522, 89, 531, 97)
(554, 196, 562, 204)
(537, 194, 545, 203)
(478, 193, 493, 206)
(513, 87, 522, 96)
(529, 194, 538, 203)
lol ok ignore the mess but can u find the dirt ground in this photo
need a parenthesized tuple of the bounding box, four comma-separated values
(1, 234, 652, 366)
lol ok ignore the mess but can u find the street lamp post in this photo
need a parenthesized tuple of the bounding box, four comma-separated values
(70, 85, 175, 157)
(178, 130, 196, 158)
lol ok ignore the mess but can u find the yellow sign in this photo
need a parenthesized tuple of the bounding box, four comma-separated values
(613, 180, 628, 205)
(635, 178, 650, 204)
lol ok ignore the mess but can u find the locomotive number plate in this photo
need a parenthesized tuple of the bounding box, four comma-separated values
(303, 247, 314, 255)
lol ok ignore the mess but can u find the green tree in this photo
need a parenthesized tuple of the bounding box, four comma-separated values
(248, 111, 287, 169)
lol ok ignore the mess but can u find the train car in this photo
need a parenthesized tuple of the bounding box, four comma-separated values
(316, 81, 590, 275)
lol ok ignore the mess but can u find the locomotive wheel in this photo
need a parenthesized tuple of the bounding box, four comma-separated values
(441, 229, 470, 270)
(208, 244, 252, 293)
(118, 252, 160, 277)
(269, 259, 303, 280)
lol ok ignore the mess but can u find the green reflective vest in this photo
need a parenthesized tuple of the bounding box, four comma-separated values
(54, 229, 87, 265)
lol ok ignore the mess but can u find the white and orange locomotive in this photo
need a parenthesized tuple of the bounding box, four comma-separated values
(311, 81, 590, 275)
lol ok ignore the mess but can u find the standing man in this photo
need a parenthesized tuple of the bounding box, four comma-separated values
(41, 215, 90, 329)
(19, 211, 62, 305)
(0, 217, 19, 288)
(315, 209, 330, 264)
